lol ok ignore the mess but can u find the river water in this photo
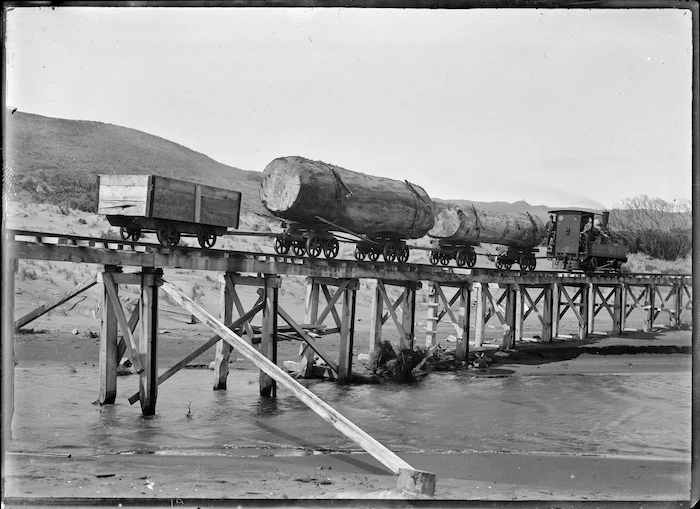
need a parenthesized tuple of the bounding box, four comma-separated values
(9, 362, 690, 463)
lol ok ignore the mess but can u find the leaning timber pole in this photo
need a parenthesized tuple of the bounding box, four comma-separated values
(159, 279, 437, 496)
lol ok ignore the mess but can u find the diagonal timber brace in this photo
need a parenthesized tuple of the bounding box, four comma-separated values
(157, 279, 436, 494)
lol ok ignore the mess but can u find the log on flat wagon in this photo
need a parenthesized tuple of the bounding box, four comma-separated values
(259, 156, 434, 239)
(429, 204, 545, 249)
(97, 174, 242, 229)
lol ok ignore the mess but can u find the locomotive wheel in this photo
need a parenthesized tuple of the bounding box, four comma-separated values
(429, 250, 439, 266)
(120, 227, 131, 241)
(440, 253, 451, 266)
(292, 240, 305, 256)
(455, 249, 467, 267)
(323, 238, 340, 259)
(368, 249, 380, 262)
(588, 257, 598, 274)
(382, 243, 397, 262)
(274, 237, 291, 255)
(466, 251, 477, 268)
(354, 245, 366, 261)
(504, 262, 513, 270)
(197, 227, 217, 248)
(306, 235, 322, 258)
(527, 257, 537, 271)
(397, 245, 409, 264)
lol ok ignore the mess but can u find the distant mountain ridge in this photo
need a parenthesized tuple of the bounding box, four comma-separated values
(5, 110, 551, 223)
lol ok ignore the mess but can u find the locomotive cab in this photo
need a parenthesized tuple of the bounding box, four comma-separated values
(547, 209, 626, 273)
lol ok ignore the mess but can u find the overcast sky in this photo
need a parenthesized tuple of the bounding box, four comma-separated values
(5, 6, 693, 209)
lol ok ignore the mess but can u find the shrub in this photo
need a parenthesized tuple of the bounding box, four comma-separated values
(614, 228, 691, 261)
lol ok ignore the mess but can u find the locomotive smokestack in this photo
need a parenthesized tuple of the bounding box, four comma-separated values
(601, 211, 610, 229)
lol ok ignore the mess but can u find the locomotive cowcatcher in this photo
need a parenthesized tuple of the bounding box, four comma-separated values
(546, 209, 627, 273)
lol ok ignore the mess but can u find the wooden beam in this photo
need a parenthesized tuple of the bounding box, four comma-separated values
(3, 257, 17, 440)
(99, 271, 119, 405)
(277, 306, 339, 375)
(474, 283, 486, 347)
(402, 284, 416, 350)
(116, 306, 140, 361)
(337, 285, 357, 382)
(434, 284, 464, 337)
(369, 283, 384, 352)
(157, 280, 432, 487)
(128, 301, 264, 405)
(103, 272, 144, 374)
(455, 284, 470, 362)
(377, 280, 408, 349)
(300, 278, 320, 378)
(260, 276, 278, 397)
(425, 283, 439, 348)
(138, 270, 160, 415)
(213, 274, 235, 390)
(318, 282, 348, 327)
(613, 284, 623, 335)
(14, 273, 98, 330)
(542, 285, 553, 342)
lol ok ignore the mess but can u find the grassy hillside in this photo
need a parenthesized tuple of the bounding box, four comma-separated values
(5, 110, 557, 224)
(4, 110, 266, 216)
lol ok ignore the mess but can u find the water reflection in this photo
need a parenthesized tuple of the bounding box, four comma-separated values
(10, 365, 690, 461)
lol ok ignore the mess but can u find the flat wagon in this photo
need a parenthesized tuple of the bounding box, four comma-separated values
(98, 175, 241, 248)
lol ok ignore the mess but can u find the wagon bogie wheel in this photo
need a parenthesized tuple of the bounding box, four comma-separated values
(368, 249, 380, 262)
(323, 238, 340, 259)
(382, 243, 396, 263)
(197, 227, 217, 249)
(274, 237, 290, 255)
(397, 245, 409, 264)
(429, 250, 439, 266)
(156, 222, 175, 247)
(466, 251, 477, 268)
(292, 240, 306, 257)
(440, 253, 451, 266)
(518, 255, 528, 270)
(306, 235, 322, 258)
(504, 262, 513, 270)
(455, 249, 467, 267)
(528, 257, 537, 271)
(495, 260, 503, 270)
(129, 228, 141, 242)
(120, 227, 131, 241)
(354, 245, 366, 261)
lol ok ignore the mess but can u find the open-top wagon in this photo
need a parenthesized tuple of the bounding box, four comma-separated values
(98, 175, 242, 248)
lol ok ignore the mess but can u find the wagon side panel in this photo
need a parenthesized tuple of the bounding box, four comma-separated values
(199, 185, 242, 228)
(97, 174, 151, 217)
(149, 176, 198, 223)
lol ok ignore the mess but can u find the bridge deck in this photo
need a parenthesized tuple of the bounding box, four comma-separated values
(5, 230, 690, 286)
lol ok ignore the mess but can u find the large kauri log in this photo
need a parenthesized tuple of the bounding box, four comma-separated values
(429, 205, 545, 249)
(260, 156, 434, 239)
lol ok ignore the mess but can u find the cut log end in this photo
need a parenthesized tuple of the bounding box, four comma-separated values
(428, 207, 462, 239)
(259, 158, 302, 213)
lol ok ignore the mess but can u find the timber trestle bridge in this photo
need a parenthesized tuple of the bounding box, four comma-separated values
(2, 229, 693, 495)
